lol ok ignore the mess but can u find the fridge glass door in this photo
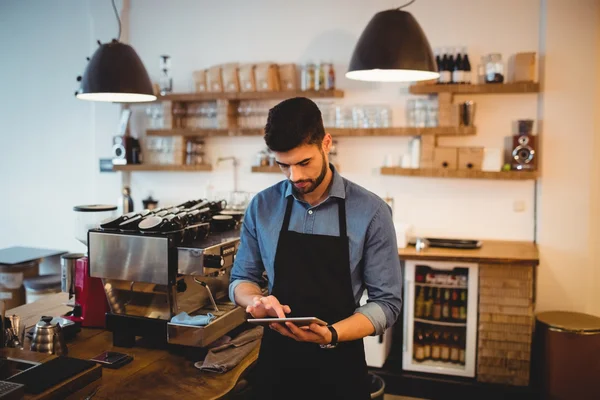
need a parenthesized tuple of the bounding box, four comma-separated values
(403, 260, 478, 377)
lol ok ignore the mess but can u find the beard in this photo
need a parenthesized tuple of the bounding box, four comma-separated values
(290, 151, 328, 196)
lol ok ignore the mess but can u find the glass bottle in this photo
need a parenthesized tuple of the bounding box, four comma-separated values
(415, 286, 425, 318)
(424, 287, 434, 318)
(442, 289, 450, 321)
(159, 55, 173, 95)
(450, 331, 460, 363)
(484, 53, 504, 83)
(431, 330, 441, 361)
(459, 290, 468, 321)
(414, 329, 425, 362)
(440, 331, 451, 362)
(433, 288, 442, 320)
(423, 330, 432, 360)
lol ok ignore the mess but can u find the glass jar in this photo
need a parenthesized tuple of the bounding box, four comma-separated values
(484, 53, 504, 83)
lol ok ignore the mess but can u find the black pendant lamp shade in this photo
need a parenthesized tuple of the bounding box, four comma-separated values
(346, 9, 439, 82)
(76, 39, 156, 103)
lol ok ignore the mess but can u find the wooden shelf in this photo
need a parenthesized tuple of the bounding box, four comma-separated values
(157, 89, 344, 102)
(251, 165, 281, 173)
(147, 128, 263, 137)
(147, 126, 476, 138)
(113, 164, 213, 172)
(381, 167, 538, 180)
(252, 165, 341, 174)
(328, 126, 475, 137)
(409, 82, 540, 95)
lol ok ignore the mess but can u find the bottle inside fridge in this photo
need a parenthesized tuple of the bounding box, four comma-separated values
(403, 260, 478, 377)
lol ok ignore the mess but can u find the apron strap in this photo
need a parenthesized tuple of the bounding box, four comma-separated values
(282, 196, 294, 232)
(337, 198, 347, 237)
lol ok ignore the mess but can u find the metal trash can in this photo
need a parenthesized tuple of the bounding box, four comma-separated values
(533, 311, 600, 400)
(369, 372, 385, 400)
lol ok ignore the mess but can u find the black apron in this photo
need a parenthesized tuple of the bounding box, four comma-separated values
(253, 196, 371, 400)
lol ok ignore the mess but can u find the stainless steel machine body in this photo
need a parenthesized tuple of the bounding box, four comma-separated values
(88, 223, 245, 348)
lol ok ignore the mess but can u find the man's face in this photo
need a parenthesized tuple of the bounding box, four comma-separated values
(273, 137, 331, 195)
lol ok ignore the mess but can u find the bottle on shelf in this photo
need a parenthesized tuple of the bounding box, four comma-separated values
(451, 289, 460, 321)
(435, 49, 442, 83)
(459, 331, 466, 366)
(433, 288, 442, 320)
(431, 330, 441, 361)
(423, 330, 432, 361)
(439, 48, 451, 84)
(159, 55, 173, 95)
(118, 186, 134, 215)
(462, 47, 472, 84)
(450, 330, 461, 364)
(440, 330, 451, 362)
(452, 48, 464, 84)
(326, 62, 336, 90)
(441, 288, 451, 321)
(459, 290, 468, 321)
(415, 286, 426, 318)
(414, 329, 425, 362)
(447, 51, 456, 84)
(424, 287, 434, 319)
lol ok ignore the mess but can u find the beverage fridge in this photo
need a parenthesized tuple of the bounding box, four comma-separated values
(402, 260, 479, 377)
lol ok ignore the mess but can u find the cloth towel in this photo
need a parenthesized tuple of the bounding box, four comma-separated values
(195, 325, 264, 373)
(170, 312, 216, 326)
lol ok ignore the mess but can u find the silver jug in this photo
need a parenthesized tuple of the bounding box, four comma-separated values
(30, 316, 68, 356)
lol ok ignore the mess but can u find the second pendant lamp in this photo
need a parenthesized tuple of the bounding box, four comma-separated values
(346, 1, 439, 82)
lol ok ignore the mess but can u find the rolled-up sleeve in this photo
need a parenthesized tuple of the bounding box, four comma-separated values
(354, 202, 403, 335)
(229, 198, 265, 304)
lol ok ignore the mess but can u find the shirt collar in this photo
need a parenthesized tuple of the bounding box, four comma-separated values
(284, 163, 346, 200)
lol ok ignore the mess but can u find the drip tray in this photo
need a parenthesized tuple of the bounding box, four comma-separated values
(167, 302, 246, 347)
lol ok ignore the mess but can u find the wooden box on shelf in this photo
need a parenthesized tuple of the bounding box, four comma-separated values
(193, 70, 208, 93)
(433, 147, 458, 170)
(221, 63, 240, 93)
(255, 63, 280, 92)
(458, 147, 484, 170)
(278, 64, 298, 91)
(238, 64, 257, 92)
(420, 136, 436, 169)
(207, 65, 224, 92)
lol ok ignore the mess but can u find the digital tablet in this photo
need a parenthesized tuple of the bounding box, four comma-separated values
(247, 317, 328, 327)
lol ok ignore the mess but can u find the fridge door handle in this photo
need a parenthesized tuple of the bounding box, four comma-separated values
(403, 279, 413, 352)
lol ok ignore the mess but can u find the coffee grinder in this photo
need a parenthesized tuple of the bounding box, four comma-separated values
(62, 205, 115, 328)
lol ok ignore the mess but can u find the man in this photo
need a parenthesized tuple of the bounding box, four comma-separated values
(229, 97, 402, 399)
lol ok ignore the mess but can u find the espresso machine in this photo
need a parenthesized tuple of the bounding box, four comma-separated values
(87, 200, 246, 348)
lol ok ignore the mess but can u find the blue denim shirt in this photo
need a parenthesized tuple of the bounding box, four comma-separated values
(229, 165, 402, 335)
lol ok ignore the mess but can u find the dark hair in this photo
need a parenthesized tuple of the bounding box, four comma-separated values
(264, 97, 325, 152)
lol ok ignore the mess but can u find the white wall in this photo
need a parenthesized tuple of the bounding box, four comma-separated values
(535, 0, 600, 314)
(127, 0, 539, 241)
(1, 0, 598, 315)
(0, 1, 124, 253)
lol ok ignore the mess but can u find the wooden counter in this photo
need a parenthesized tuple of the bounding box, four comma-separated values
(6, 293, 258, 400)
(399, 240, 539, 265)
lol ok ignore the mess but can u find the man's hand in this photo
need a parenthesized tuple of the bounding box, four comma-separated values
(270, 322, 333, 345)
(246, 295, 291, 318)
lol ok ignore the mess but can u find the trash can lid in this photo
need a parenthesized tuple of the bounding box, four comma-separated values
(537, 311, 600, 333)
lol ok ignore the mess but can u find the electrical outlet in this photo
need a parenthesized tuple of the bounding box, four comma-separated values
(513, 200, 526, 212)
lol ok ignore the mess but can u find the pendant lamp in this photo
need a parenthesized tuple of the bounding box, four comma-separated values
(346, 0, 439, 82)
(76, 0, 156, 103)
